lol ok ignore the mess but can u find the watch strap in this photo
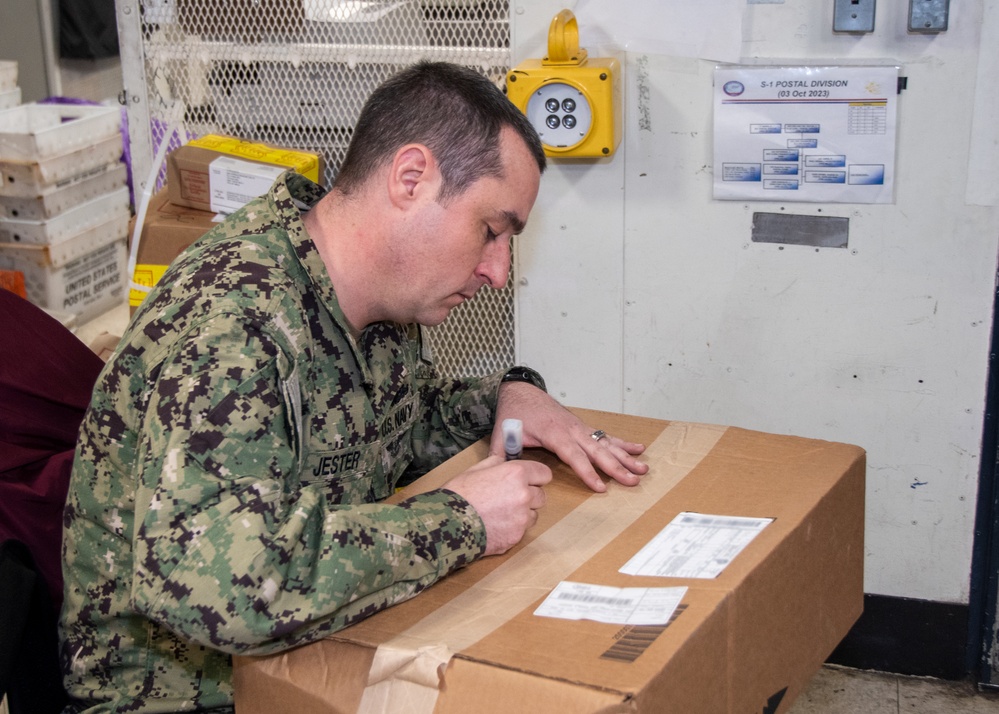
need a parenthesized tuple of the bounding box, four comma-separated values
(501, 366, 547, 392)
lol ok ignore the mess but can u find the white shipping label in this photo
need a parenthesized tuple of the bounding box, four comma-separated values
(534, 581, 687, 625)
(620, 512, 773, 579)
(208, 157, 286, 214)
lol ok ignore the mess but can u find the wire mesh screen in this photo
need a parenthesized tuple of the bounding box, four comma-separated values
(130, 0, 515, 377)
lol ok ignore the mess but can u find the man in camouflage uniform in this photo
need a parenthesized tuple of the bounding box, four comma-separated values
(60, 61, 648, 713)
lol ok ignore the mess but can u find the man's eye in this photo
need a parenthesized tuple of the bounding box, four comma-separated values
(485, 227, 499, 241)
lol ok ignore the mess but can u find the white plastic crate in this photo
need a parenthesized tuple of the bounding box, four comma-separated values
(0, 103, 121, 161)
(0, 186, 130, 244)
(0, 215, 128, 323)
(0, 87, 19, 110)
(0, 163, 127, 220)
(0, 61, 15, 92)
(0, 134, 122, 196)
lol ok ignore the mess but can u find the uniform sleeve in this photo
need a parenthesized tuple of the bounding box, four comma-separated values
(393, 325, 504, 477)
(129, 312, 486, 656)
(402, 370, 504, 477)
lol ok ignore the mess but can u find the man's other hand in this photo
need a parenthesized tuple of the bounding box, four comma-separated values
(491, 381, 649, 493)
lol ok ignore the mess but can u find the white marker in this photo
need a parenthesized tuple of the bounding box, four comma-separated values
(502, 418, 523, 461)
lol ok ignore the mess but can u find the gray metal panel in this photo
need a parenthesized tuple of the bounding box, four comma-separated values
(751, 212, 849, 248)
(833, 0, 876, 32)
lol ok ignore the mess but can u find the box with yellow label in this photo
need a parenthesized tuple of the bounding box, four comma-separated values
(166, 135, 324, 213)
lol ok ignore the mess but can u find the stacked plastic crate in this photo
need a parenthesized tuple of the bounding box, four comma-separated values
(0, 60, 22, 297)
(0, 99, 131, 324)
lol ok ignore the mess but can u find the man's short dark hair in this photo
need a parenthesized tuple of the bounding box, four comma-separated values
(334, 61, 546, 204)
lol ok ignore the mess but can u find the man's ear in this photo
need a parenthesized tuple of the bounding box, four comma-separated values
(387, 144, 437, 208)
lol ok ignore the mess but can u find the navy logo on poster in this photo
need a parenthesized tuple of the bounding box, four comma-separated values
(723, 80, 745, 96)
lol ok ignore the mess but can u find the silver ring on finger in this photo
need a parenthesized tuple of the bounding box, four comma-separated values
(591, 429, 607, 442)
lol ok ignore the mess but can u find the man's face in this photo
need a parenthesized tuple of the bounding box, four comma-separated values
(388, 127, 541, 327)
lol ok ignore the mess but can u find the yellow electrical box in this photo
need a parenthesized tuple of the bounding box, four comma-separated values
(506, 9, 621, 158)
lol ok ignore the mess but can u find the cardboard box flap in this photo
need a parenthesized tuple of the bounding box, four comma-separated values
(430, 658, 635, 714)
(238, 638, 376, 713)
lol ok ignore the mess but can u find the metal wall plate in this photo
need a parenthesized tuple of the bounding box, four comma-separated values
(751, 212, 850, 248)
(833, 0, 876, 33)
(909, 0, 949, 32)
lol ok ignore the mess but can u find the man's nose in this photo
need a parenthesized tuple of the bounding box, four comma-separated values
(475, 238, 512, 289)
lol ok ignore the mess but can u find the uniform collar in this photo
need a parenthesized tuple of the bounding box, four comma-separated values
(270, 171, 379, 386)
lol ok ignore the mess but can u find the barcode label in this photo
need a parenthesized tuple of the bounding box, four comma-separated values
(534, 581, 687, 626)
(555, 591, 636, 608)
(600, 605, 688, 663)
(678, 513, 765, 529)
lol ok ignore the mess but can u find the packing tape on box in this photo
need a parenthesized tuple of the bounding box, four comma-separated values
(357, 421, 728, 714)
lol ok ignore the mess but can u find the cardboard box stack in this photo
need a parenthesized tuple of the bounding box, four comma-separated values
(0, 60, 22, 295)
(127, 188, 219, 314)
(0, 101, 130, 323)
(128, 135, 324, 314)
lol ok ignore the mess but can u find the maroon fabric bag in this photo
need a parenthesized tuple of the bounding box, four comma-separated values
(0, 288, 103, 611)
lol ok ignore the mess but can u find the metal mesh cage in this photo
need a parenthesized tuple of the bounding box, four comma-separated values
(126, 0, 515, 377)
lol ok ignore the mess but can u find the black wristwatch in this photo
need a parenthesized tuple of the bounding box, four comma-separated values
(501, 365, 547, 392)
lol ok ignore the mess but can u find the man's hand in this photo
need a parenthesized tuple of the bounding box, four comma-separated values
(490, 381, 649, 493)
(445, 454, 552, 556)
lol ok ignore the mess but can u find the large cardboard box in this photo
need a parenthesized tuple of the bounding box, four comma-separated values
(128, 188, 218, 313)
(166, 135, 324, 214)
(233, 409, 865, 713)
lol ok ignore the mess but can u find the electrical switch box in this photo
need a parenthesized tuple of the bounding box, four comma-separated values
(833, 0, 876, 33)
(506, 10, 621, 159)
(908, 0, 949, 32)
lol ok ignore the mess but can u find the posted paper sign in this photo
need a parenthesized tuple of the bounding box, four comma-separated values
(713, 65, 899, 203)
(534, 581, 688, 625)
(620, 512, 773, 579)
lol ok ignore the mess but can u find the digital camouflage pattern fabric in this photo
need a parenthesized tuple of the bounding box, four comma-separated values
(60, 172, 501, 713)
